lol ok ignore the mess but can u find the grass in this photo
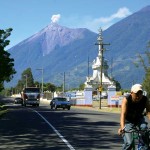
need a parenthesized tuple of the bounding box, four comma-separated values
(72, 105, 121, 113)
(98, 107, 121, 113)
(0, 102, 7, 118)
(0, 109, 8, 118)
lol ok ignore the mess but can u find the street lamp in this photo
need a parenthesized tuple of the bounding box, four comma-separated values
(36, 68, 44, 98)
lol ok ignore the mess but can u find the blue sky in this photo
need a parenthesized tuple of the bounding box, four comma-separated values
(0, 0, 150, 49)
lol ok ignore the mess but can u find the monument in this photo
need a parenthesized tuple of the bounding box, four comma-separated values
(84, 29, 116, 108)
(85, 29, 113, 90)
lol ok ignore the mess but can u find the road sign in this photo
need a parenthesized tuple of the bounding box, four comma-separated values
(98, 86, 102, 92)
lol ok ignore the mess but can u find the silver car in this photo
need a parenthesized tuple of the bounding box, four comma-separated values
(50, 97, 71, 110)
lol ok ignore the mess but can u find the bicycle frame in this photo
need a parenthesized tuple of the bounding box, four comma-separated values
(123, 127, 150, 150)
(131, 130, 142, 150)
(132, 131, 137, 150)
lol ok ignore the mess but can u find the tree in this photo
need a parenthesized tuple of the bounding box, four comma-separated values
(137, 42, 150, 97)
(45, 83, 56, 93)
(79, 83, 85, 90)
(111, 78, 121, 91)
(143, 69, 150, 96)
(34, 81, 40, 88)
(15, 80, 24, 93)
(21, 68, 34, 87)
(0, 28, 16, 91)
(0, 88, 12, 96)
(15, 68, 34, 91)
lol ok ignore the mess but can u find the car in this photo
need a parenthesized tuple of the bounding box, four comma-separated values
(14, 97, 23, 104)
(50, 97, 71, 110)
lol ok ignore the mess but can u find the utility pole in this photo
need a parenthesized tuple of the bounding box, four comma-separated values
(110, 58, 114, 79)
(63, 72, 65, 96)
(95, 28, 110, 109)
(88, 56, 90, 79)
(24, 74, 28, 87)
(36, 68, 44, 99)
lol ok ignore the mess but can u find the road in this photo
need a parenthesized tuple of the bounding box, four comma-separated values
(0, 97, 122, 150)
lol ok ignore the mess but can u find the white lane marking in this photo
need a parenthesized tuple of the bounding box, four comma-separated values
(34, 110, 75, 150)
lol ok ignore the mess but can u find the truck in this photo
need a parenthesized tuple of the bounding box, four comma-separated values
(21, 87, 40, 107)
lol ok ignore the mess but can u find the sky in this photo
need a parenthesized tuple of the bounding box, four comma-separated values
(0, 0, 150, 49)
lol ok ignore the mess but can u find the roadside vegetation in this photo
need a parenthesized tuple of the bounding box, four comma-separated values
(0, 101, 7, 118)
(0, 28, 16, 92)
(0, 67, 87, 97)
(0, 28, 15, 118)
(135, 42, 150, 97)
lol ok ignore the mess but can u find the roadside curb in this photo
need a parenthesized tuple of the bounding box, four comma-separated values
(71, 106, 121, 113)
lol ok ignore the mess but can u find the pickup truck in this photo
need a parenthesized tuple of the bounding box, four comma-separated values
(21, 87, 40, 107)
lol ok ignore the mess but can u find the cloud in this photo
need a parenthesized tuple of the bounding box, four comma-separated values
(51, 14, 61, 23)
(111, 7, 132, 19)
(83, 7, 132, 32)
(57, 7, 131, 33)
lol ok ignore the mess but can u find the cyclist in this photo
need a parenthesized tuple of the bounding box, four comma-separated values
(118, 84, 150, 149)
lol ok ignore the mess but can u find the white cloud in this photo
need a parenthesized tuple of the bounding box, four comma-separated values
(51, 14, 61, 23)
(82, 7, 132, 32)
(56, 7, 131, 33)
(111, 7, 132, 19)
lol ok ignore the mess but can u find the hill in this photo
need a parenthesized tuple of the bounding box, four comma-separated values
(103, 5, 150, 88)
(8, 24, 98, 88)
(7, 5, 150, 89)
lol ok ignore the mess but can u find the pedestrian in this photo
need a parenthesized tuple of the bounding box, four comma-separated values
(118, 84, 150, 150)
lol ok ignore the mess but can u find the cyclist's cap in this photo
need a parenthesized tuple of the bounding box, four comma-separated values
(131, 84, 143, 93)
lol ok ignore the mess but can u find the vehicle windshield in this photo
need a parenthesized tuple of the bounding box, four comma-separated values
(24, 88, 40, 93)
(57, 98, 67, 101)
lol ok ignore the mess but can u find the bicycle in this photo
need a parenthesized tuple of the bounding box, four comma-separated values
(123, 126, 150, 150)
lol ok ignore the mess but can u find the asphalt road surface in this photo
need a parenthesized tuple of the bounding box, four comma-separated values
(0, 97, 123, 150)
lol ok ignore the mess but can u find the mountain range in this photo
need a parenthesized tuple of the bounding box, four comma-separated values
(7, 5, 150, 89)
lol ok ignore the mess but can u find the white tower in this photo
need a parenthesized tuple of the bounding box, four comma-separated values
(85, 29, 113, 88)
